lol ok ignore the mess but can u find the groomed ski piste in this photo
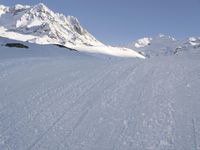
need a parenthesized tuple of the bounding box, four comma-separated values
(0, 37, 200, 150)
(0, 3, 200, 150)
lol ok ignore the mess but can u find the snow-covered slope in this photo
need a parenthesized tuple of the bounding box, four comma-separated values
(0, 37, 86, 60)
(0, 37, 145, 59)
(127, 34, 200, 57)
(0, 3, 144, 59)
(134, 37, 152, 48)
(0, 37, 200, 150)
(184, 37, 200, 48)
(127, 34, 178, 57)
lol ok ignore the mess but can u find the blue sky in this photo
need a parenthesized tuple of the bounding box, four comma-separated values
(1, 0, 200, 45)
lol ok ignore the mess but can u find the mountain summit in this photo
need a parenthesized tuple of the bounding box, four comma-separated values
(0, 3, 102, 46)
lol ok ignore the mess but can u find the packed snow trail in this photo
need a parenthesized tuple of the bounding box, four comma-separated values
(0, 51, 200, 150)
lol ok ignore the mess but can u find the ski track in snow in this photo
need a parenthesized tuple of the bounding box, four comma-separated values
(0, 54, 200, 150)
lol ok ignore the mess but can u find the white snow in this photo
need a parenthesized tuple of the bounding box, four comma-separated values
(0, 3, 103, 47)
(70, 45, 145, 58)
(0, 37, 200, 150)
(134, 37, 152, 48)
(0, 3, 200, 150)
(187, 37, 200, 46)
(127, 34, 200, 57)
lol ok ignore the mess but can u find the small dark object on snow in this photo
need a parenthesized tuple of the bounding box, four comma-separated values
(5, 43, 29, 49)
(54, 44, 78, 52)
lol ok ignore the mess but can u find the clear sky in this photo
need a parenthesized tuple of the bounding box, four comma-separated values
(1, 0, 200, 45)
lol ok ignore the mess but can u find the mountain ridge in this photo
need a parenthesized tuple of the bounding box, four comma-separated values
(126, 34, 200, 57)
(0, 3, 145, 58)
(0, 3, 102, 46)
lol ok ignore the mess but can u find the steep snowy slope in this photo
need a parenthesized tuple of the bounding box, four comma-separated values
(0, 3, 144, 59)
(127, 34, 200, 57)
(0, 37, 145, 59)
(0, 3, 102, 46)
(0, 37, 85, 59)
(0, 40, 200, 150)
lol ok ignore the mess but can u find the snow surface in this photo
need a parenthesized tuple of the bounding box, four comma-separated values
(0, 3, 200, 149)
(0, 37, 200, 150)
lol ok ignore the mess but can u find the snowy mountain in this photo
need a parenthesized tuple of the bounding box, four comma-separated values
(134, 37, 152, 48)
(0, 3, 102, 46)
(0, 3, 145, 58)
(184, 37, 200, 48)
(127, 34, 200, 57)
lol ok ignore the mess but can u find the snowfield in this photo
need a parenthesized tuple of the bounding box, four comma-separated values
(0, 39, 200, 150)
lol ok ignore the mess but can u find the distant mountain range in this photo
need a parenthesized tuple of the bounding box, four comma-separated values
(126, 34, 200, 57)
